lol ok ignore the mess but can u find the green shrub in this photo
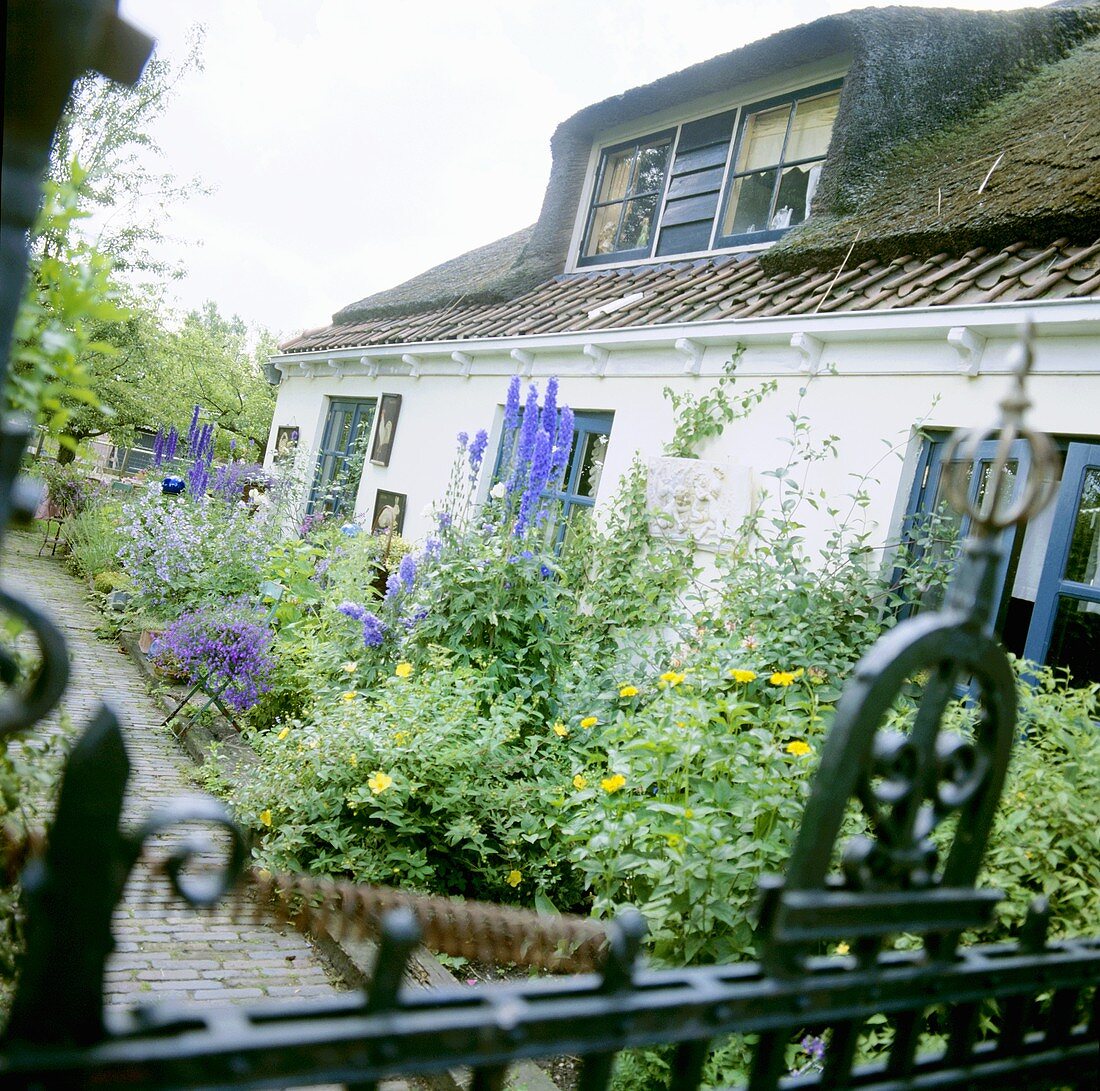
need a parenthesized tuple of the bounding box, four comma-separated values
(91, 569, 129, 594)
(65, 501, 123, 578)
(235, 659, 585, 906)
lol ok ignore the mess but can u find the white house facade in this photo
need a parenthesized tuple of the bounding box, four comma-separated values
(267, 3, 1100, 685)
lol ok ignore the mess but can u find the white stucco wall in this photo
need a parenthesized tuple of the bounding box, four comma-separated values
(266, 300, 1100, 563)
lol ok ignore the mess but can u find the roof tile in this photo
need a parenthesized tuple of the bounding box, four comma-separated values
(279, 237, 1100, 355)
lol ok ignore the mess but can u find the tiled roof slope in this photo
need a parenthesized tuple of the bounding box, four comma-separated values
(280, 238, 1100, 354)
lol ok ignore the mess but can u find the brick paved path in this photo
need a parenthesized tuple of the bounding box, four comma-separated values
(8, 530, 343, 1010)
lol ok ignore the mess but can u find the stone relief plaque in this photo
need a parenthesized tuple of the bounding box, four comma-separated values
(646, 456, 755, 550)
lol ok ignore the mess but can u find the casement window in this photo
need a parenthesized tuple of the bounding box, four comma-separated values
(904, 435, 1100, 686)
(581, 134, 675, 263)
(308, 398, 377, 516)
(544, 411, 614, 539)
(577, 79, 842, 267)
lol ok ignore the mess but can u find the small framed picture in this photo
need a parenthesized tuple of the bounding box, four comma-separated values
(371, 489, 406, 535)
(370, 393, 402, 466)
(272, 425, 300, 458)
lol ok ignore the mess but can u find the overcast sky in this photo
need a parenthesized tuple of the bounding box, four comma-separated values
(116, 0, 1043, 339)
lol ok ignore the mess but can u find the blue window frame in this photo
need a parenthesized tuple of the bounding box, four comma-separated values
(1023, 443, 1100, 686)
(544, 411, 614, 541)
(307, 398, 376, 516)
(903, 435, 1029, 624)
(905, 435, 1100, 686)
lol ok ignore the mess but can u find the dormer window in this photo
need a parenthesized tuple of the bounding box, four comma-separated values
(576, 78, 842, 267)
(581, 132, 674, 261)
(715, 84, 841, 247)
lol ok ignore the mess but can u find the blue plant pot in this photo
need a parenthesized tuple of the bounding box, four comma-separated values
(162, 476, 186, 495)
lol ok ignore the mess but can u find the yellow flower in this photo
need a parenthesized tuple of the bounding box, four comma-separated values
(367, 771, 393, 794)
(658, 670, 685, 688)
(277, 726, 290, 740)
(348, 753, 358, 767)
(553, 721, 569, 737)
(259, 809, 272, 828)
(573, 774, 588, 790)
(684, 808, 694, 819)
(835, 942, 850, 956)
(619, 684, 639, 698)
(341, 661, 358, 673)
(770, 671, 797, 687)
(666, 834, 682, 848)
(506, 869, 522, 887)
(395, 662, 413, 678)
(601, 773, 626, 794)
(786, 740, 812, 757)
(394, 731, 411, 745)
(341, 690, 358, 702)
(730, 669, 757, 684)
(580, 715, 598, 730)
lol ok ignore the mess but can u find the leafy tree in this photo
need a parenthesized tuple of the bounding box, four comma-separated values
(44, 29, 207, 280)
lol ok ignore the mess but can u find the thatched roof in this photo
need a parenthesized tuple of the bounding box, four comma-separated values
(324, 4, 1100, 330)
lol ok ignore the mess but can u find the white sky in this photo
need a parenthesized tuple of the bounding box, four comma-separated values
(117, 0, 1044, 339)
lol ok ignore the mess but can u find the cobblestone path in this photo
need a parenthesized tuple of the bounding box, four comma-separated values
(8, 530, 344, 1012)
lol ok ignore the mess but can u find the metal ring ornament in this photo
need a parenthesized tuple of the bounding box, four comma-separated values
(0, 585, 70, 742)
(942, 423, 1058, 535)
(941, 324, 1059, 534)
(133, 796, 248, 909)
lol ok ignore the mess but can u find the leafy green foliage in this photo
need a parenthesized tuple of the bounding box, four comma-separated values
(7, 164, 125, 446)
(662, 348, 775, 458)
(235, 661, 583, 906)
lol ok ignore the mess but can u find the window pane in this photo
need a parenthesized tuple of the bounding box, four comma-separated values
(723, 168, 778, 235)
(633, 140, 671, 194)
(575, 432, 609, 498)
(1046, 595, 1100, 686)
(597, 147, 635, 203)
(586, 203, 623, 256)
(735, 103, 791, 172)
(785, 90, 841, 161)
(773, 163, 821, 229)
(617, 196, 658, 251)
(1063, 468, 1100, 584)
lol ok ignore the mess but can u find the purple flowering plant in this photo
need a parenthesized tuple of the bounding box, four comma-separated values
(156, 600, 274, 712)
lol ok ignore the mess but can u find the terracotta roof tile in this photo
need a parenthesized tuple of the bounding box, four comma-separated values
(279, 237, 1100, 355)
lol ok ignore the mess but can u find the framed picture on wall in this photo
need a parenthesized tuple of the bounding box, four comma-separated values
(272, 425, 300, 459)
(370, 393, 402, 466)
(371, 489, 406, 535)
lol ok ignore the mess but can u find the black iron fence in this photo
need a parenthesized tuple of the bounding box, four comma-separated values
(1, 4, 1097, 1089)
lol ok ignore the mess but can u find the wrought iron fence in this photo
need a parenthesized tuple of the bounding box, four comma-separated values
(1, 4, 1097, 1089)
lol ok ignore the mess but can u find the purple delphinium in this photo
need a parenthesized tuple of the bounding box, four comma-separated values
(468, 428, 488, 483)
(550, 404, 574, 479)
(361, 612, 386, 647)
(397, 552, 417, 591)
(540, 377, 558, 442)
(152, 428, 166, 468)
(423, 537, 442, 559)
(436, 510, 453, 531)
(299, 511, 326, 537)
(456, 430, 469, 450)
(337, 601, 369, 622)
(164, 426, 179, 463)
(507, 383, 541, 496)
(514, 428, 552, 537)
(157, 601, 273, 712)
(502, 376, 521, 435)
(384, 573, 401, 603)
(186, 405, 202, 454)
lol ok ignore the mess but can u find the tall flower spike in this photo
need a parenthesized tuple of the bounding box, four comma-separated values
(550, 405, 574, 481)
